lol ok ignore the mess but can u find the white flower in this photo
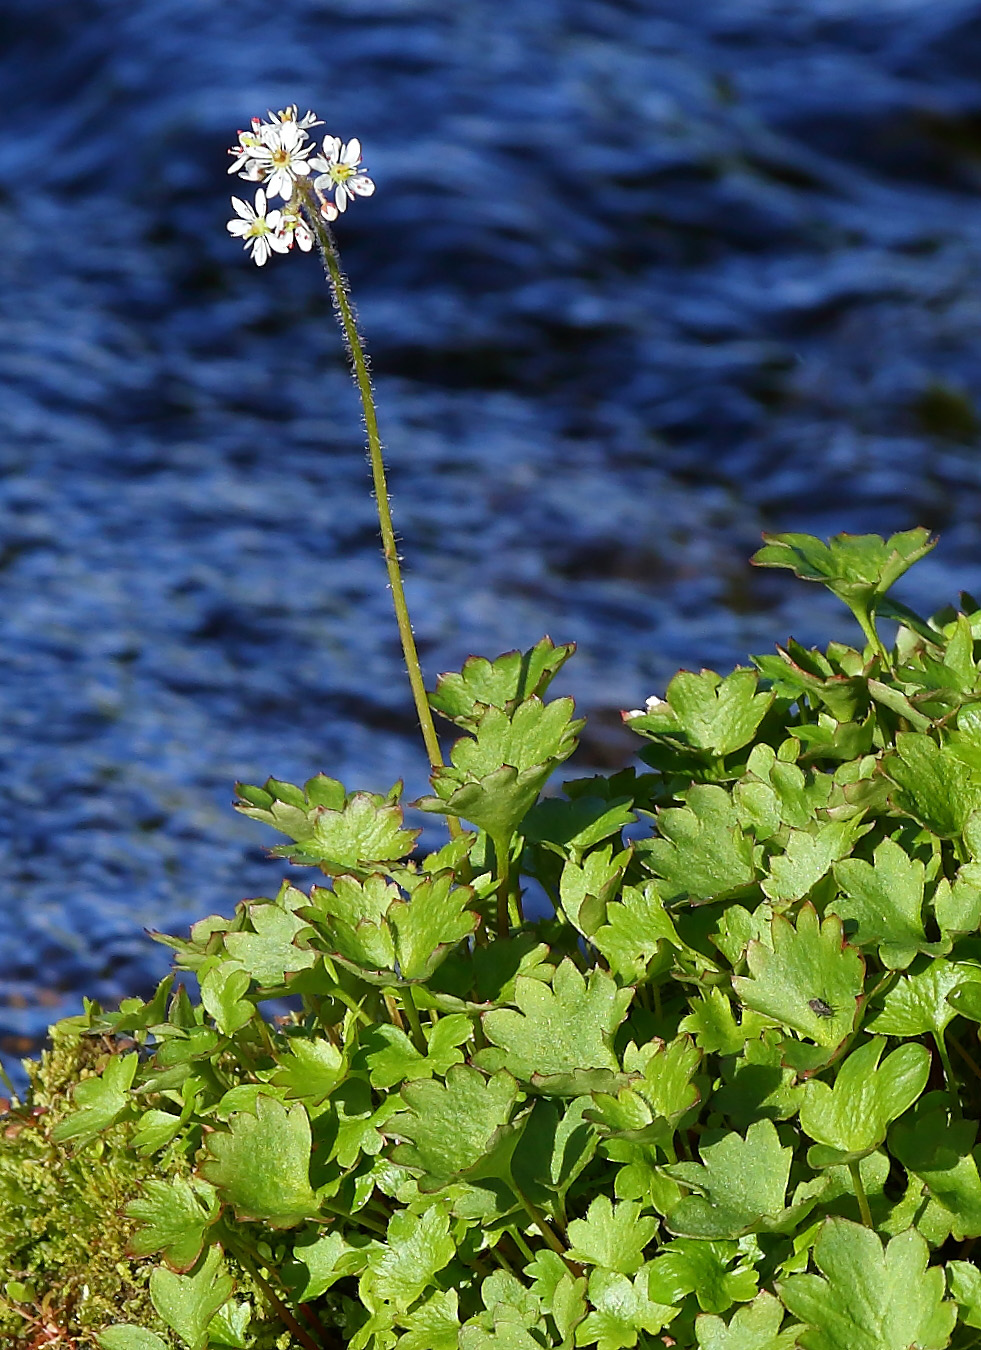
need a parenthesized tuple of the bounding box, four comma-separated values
(311, 135, 376, 212)
(267, 104, 322, 132)
(277, 207, 314, 252)
(228, 117, 315, 200)
(623, 693, 666, 720)
(226, 188, 291, 266)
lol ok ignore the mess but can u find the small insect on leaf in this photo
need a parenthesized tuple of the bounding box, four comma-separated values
(808, 998, 835, 1019)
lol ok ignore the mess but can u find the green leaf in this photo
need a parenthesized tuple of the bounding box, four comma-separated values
(752, 530, 936, 638)
(206, 1299, 251, 1349)
(386, 1066, 521, 1190)
(559, 845, 630, 937)
(680, 987, 745, 1056)
(428, 638, 575, 730)
(388, 872, 479, 980)
(777, 1219, 955, 1350)
(831, 838, 930, 968)
(946, 1260, 981, 1330)
(865, 959, 981, 1037)
(199, 1095, 318, 1228)
(417, 698, 584, 837)
(648, 1238, 758, 1315)
(665, 1119, 796, 1239)
(125, 1177, 220, 1271)
(362, 1205, 456, 1311)
(628, 668, 774, 757)
(480, 959, 633, 1087)
(891, 1097, 981, 1239)
(695, 1291, 798, 1349)
(799, 1038, 930, 1166)
(273, 790, 420, 871)
(880, 732, 981, 838)
(566, 1197, 658, 1274)
(592, 882, 681, 982)
(732, 904, 864, 1048)
(50, 1050, 138, 1146)
(284, 1231, 366, 1301)
(200, 963, 254, 1035)
(150, 1245, 234, 1350)
(511, 1096, 597, 1205)
(222, 902, 317, 986)
(521, 794, 637, 855)
(625, 1034, 702, 1122)
(97, 1331, 170, 1350)
(762, 817, 870, 903)
(395, 1288, 461, 1349)
(639, 785, 759, 903)
(577, 1268, 678, 1349)
(269, 1037, 346, 1102)
(360, 1014, 472, 1089)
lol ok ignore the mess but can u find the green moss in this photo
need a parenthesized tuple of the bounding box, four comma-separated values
(0, 1022, 175, 1347)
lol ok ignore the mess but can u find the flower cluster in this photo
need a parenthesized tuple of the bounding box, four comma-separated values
(226, 105, 375, 265)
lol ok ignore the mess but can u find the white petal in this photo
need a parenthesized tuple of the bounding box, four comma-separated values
(320, 135, 341, 160)
(312, 170, 333, 190)
(269, 232, 291, 253)
(227, 219, 251, 237)
(230, 196, 255, 221)
(341, 138, 361, 165)
(292, 161, 310, 178)
(266, 208, 284, 229)
(320, 200, 338, 221)
(254, 188, 267, 215)
(296, 230, 313, 251)
(348, 176, 375, 196)
(336, 185, 350, 211)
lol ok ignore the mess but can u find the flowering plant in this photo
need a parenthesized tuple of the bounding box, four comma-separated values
(5, 109, 981, 1350)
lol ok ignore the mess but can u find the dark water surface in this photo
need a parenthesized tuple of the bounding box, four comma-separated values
(4, 0, 981, 1066)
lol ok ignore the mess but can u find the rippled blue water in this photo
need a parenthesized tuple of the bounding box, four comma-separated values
(4, 0, 981, 1066)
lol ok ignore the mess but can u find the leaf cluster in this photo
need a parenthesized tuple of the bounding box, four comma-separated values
(13, 534, 981, 1348)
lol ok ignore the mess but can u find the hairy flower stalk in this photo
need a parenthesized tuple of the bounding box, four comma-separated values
(227, 110, 456, 813)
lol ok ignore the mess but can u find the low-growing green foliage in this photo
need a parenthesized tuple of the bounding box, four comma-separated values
(10, 528, 981, 1346)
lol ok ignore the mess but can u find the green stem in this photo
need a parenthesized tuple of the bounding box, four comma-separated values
(508, 1224, 536, 1263)
(934, 1031, 961, 1118)
(492, 832, 514, 938)
(402, 985, 427, 1055)
(513, 1186, 568, 1258)
(223, 1234, 331, 1350)
(301, 191, 459, 837)
(848, 1161, 873, 1228)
